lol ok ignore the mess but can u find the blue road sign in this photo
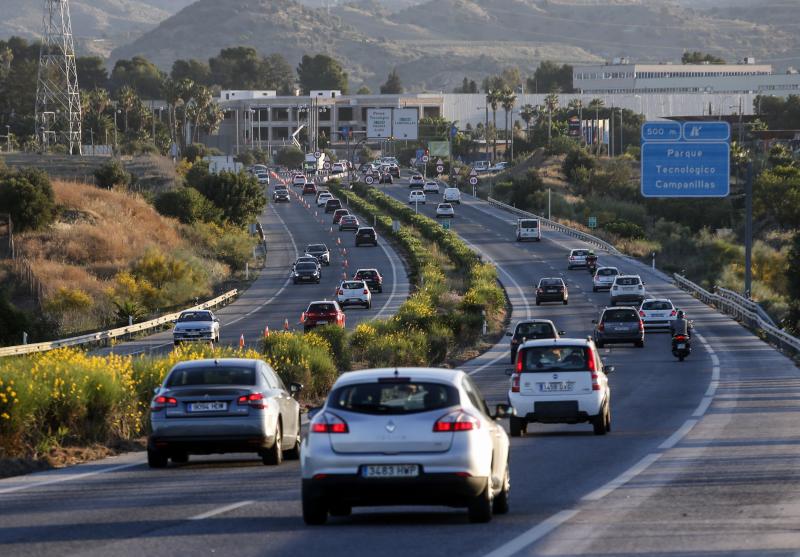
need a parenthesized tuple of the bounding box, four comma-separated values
(682, 121, 730, 142)
(339, 126, 350, 137)
(450, 124, 458, 138)
(641, 142, 730, 197)
(641, 121, 681, 142)
(415, 148, 425, 160)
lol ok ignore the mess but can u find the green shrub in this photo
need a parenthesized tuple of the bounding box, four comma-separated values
(562, 147, 595, 183)
(0, 291, 30, 346)
(604, 220, 645, 239)
(154, 187, 221, 224)
(547, 135, 578, 156)
(191, 170, 265, 227)
(0, 168, 55, 232)
(94, 159, 132, 189)
(310, 325, 351, 371)
(262, 332, 338, 398)
(184, 143, 209, 164)
(274, 147, 305, 169)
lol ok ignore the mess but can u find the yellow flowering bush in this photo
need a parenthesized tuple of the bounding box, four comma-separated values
(262, 332, 338, 398)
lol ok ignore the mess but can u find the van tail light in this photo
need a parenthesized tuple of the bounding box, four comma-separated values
(569, 256, 575, 261)
(639, 310, 646, 317)
(433, 409, 480, 432)
(310, 412, 349, 434)
(511, 373, 521, 393)
(637, 285, 643, 290)
(363, 289, 369, 294)
(151, 395, 177, 411)
(238, 392, 266, 409)
(537, 288, 543, 294)
(301, 312, 307, 322)
(591, 372, 601, 391)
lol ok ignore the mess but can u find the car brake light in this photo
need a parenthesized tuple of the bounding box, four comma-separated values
(598, 323, 605, 332)
(301, 312, 307, 322)
(586, 346, 597, 372)
(591, 371, 601, 391)
(639, 321, 644, 331)
(433, 409, 480, 432)
(151, 395, 177, 411)
(670, 310, 677, 317)
(310, 412, 349, 434)
(637, 285, 643, 289)
(537, 288, 543, 293)
(569, 256, 575, 260)
(238, 392, 267, 409)
(363, 289, 369, 294)
(338, 290, 344, 295)
(639, 310, 646, 317)
(674, 335, 687, 341)
(511, 373, 520, 393)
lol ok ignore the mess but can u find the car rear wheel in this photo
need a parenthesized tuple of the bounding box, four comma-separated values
(509, 415, 526, 437)
(285, 416, 301, 460)
(635, 340, 644, 348)
(147, 447, 168, 468)
(302, 488, 328, 525)
(492, 465, 510, 515)
(468, 479, 493, 523)
(563, 298, 568, 305)
(263, 423, 283, 466)
(593, 405, 609, 436)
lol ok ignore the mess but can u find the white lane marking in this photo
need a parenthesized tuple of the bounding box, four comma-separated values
(373, 227, 402, 321)
(693, 396, 714, 417)
(705, 380, 719, 397)
(581, 452, 662, 502)
(710, 353, 720, 366)
(188, 500, 254, 520)
(468, 351, 508, 376)
(658, 419, 699, 450)
(482, 509, 579, 557)
(0, 462, 141, 495)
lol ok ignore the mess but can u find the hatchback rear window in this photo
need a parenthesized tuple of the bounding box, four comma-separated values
(519, 346, 589, 372)
(597, 268, 617, 276)
(514, 322, 555, 339)
(296, 263, 317, 271)
(616, 277, 640, 286)
(603, 309, 640, 322)
(307, 244, 326, 252)
(309, 303, 336, 312)
(572, 250, 588, 256)
(642, 301, 673, 310)
(330, 381, 459, 415)
(341, 281, 363, 289)
(167, 366, 256, 387)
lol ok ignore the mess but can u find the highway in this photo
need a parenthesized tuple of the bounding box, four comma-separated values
(95, 178, 410, 356)
(1, 175, 798, 556)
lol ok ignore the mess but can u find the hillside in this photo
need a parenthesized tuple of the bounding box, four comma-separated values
(0, 0, 195, 57)
(109, 0, 798, 92)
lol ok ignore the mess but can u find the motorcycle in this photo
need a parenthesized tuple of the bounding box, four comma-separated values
(586, 256, 598, 274)
(671, 334, 691, 361)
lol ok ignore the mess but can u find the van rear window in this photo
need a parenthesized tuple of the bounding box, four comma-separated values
(520, 220, 539, 228)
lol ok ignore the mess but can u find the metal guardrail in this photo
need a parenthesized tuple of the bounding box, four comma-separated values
(0, 289, 238, 358)
(674, 273, 800, 357)
(486, 197, 622, 255)
(484, 194, 799, 357)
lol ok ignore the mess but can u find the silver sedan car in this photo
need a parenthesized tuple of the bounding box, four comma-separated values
(301, 368, 511, 524)
(148, 358, 302, 468)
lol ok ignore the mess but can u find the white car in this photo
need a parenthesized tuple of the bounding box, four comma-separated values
(172, 310, 220, 346)
(515, 218, 540, 241)
(292, 173, 306, 187)
(423, 181, 439, 193)
(489, 162, 510, 172)
(336, 280, 372, 309)
(592, 266, 619, 291)
(409, 190, 426, 204)
(255, 172, 269, 185)
(436, 202, 455, 218)
(443, 187, 461, 204)
(507, 338, 612, 437)
(409, 174, 425, 188)
(638, 298, 678, 329)
(331, 162, 346, 174)
(567, 248, 590, 269)
(301, 367, 512, 524)
(609, 274, 647, 306)
(317, 192, 334, 207)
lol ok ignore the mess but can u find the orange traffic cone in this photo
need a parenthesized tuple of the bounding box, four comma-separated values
(342, 248, 347, 256)
(284, 318, 290, 331)
(264, 325, 270, 338)
(239, 333, 245, 349)
(337, 237, 341, 245)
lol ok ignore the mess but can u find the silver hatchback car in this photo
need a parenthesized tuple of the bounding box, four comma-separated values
(301, 368, 511, 524)
(148, 358, 302, 468)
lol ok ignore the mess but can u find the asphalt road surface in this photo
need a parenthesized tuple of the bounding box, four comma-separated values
(1, 175, 798, 557)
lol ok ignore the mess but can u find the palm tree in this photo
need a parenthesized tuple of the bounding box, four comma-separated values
(519, 104, 537, 140)
(588, 98, 605, 155)
(162, 78, 180, 150)
(190, 84, 213, 143)
(116, 86, 138, 132)
(544, 92, 559, 145)
(487, 89, 501, 159)
(500, 87, 517, 157)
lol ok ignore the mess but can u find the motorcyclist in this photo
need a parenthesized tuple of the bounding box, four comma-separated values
(586, 250, 598, 270)
(670, 310, 690, 351)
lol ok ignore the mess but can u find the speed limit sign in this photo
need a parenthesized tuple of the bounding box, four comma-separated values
(422, 155, 429, 163)
(314, 151, 321, 159)
(323, 161, 331, 170)
(365, 176, 374, 185)
(469, 176, 478, 186)
(436, 165, 444, 174)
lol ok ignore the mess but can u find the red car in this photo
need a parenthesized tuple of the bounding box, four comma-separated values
(332, 208, 349, 224)
(302, 301, 346, 332)
(302, 182, 317, 195)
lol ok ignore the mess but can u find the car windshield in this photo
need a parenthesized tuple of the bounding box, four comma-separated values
(307, 244, 326, 252)
(296, 263, 316, 271)
(357, 270, 376, 278)
(603, 309, 640, 322)
(178, 311, 212, 322)
(643, 301, 674, 310)
(309, 303, 336, 313)
(166, 366, 256, 387)
(357, 229, 374, 235)
(520, 346, 589, 372)
(342, 281, 363, 289)
(439, 204, 452, 209)
(616, 277, 641, 286)
(515, 322, 555, 339)
(540, 279, 563, 287)
(597, 268, 618, 276)
(572, 250, 589, 257)
(330, 381, 459, 415)
(520, 220, 538, 228)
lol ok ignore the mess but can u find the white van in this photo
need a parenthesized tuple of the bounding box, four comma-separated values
(516, 218, 541, 241)
(473, 160, 491, 173)
(443, 187, 462, 204)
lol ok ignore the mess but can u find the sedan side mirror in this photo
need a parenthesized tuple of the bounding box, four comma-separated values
(605, 365, 615, 375)
(494, 403, 513, 420)
(290, 382, 303, 395)
(559, 330, 566, 335)
(591, 319, 597, 324)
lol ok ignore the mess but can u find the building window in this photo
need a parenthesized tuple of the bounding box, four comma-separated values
(338, 107, 354, 121)
(272, 107, 289, 121)
(423, 106, 440, 118)
(319, 109, 331, 121)
(273, 127, 289, 139)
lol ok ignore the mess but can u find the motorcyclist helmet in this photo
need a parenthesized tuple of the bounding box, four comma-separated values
(676, 310, 685, 319)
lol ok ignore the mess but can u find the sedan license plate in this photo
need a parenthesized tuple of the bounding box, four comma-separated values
(362, 464, 419, 478)
(539, 382, 574, 392)
(189, 401, 227, 412)
(316, 320, 328, 325)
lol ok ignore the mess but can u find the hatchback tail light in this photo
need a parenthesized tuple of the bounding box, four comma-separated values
(238, 392, 266, 409)
(637, 285, 643, 290)
(310, 412, 349, 434)
(338, 289, 344, 295)
(537, 288, 543, 293)
(151, 395, 177, 411)
(639, 310, 646, 317)
(670, 310, 677, 317)
(511, 373, 521, 393)
(639, 321, 645, 332)
(586, 346, 597, 372)
(433, 409, 480, 432)
(591, 371, 601, 391)
(363, 289, 369, 294)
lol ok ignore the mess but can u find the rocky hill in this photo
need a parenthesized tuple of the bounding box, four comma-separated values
(109, 0, 797, 92)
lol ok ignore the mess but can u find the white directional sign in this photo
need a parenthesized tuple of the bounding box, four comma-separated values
(367, 108, 392, 139)
(365, 175, 374, 184)
(469, 176, 478, 186)
(393, 108, 419, 140)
